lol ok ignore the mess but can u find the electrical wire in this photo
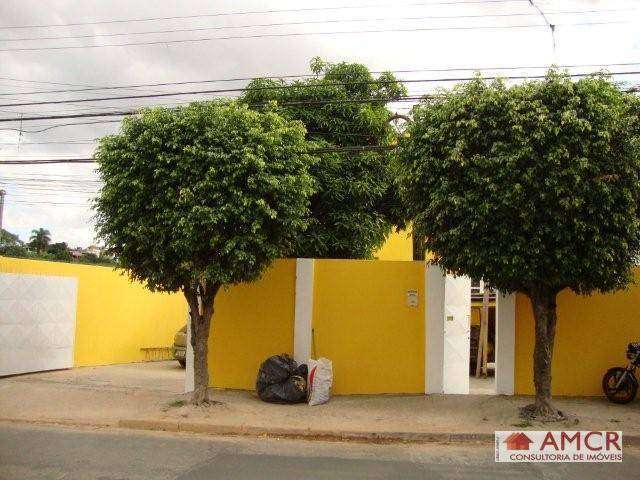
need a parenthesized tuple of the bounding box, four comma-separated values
(0, 69, 638, 112)
(0, 1, 531, 30)
(2, 9, 626, 43)
(1, 61, 639, 98)
(0, 20, 628, 53)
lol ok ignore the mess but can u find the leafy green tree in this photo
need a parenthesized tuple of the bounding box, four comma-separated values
(94, 101, 314, 404)
(0, 229, 22, 247)
(47, 242, 72, 261)
(0, 229, 27, 258)
(29, 228, 51, 254)
(241, 59, 407, 258)
(80, 252, 100, 264)
(0, 244, 28, 258)
(396, 72, 640, 419)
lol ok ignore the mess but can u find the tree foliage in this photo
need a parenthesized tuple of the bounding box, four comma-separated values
(95, 101, 313, 292)
(0, 229, 21, 247)
(396, 72, 640, 417)
(94, 100, 314, 402)
(29, 228, 51, 254)
(46, 242, 72, 261)
(241, 59, 407, 258)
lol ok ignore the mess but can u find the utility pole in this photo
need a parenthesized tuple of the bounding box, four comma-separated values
(0, 189, 5, 233)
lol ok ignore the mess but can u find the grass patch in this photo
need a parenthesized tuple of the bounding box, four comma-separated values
(167, 399, 186, 408)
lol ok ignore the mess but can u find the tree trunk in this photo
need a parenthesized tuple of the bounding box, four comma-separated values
(412, 231, 425, 261)
(184, 282, 220, 405)
(524, 287, 564, 420)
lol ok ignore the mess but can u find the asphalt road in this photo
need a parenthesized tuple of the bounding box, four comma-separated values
(1, 423, 639, 479)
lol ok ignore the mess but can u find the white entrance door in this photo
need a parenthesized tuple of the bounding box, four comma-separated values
(442, 274, 471, 394)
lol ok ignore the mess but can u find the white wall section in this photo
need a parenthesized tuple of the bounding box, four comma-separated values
(293, 258, 314, 364)
(425, 264, 446, 394)
(0, 272, 78, 376)
(184, 309, 194, 393)
(495, 292, 516, 395)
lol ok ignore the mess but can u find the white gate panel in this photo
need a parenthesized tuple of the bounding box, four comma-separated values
(0, 273, 78, 376)
(442, 275, 471, 394)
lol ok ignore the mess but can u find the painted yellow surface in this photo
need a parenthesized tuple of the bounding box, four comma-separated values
(208, 259, 296, 389)
(0, 256, 185, 367)
(471, 307, 480, 326)
(374, 229, 413, 261)
(514, 268, 640, 396)
(312, 259, 425, 394)
(470, 304, 496, 325)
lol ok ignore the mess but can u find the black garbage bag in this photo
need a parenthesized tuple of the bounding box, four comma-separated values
(256, 354, 307, 403)
(295, 363, 308, 380)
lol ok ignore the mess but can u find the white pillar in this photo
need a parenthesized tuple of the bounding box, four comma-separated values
(184, 308, 194, 393)
(293, 258, 314, 364)
(425, 264, 446, 394)
(495, 292, 516, 395)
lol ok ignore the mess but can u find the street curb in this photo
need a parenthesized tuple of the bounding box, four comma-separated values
(5, 417, 640, 446)
(115, 420, 640, 445)
(115, 419, 497, 444)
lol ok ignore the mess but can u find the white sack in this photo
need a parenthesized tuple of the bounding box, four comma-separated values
(307, 357, 333, 406)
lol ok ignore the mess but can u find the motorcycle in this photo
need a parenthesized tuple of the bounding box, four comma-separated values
(602, 342, 640, 404)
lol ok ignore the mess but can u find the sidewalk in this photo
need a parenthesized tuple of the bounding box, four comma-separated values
(2, 362, 639, 443)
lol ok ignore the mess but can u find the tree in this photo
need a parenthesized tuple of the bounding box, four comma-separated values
(0, 244, 28, 258)
(47, 242, 72, 261)
(241, 59, 407, 258)
(29, 228, 51, 254)
(0, 229, 27, 258)
(94, 101, 314, 404)
(0, 229, 22, 247)
(396, 72, 640, 419)
(80, 252, 100, 264)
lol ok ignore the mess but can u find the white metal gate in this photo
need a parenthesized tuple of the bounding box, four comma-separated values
(0, 273, 78, 376)
(442, 274, 471, 394)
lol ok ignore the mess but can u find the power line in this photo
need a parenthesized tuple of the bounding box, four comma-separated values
(2, 61, 639, 98)
(6, 199, 91, 206)
(0, 20, 627, 53)
(529, 0, 556, 52)
(0, 178, 99, 185)
(0, 173, 98, 180)
(0, 79, 410, 107)
(1, 69, 639, 112)
(0, 140, 96, 145)
(0, 1, 529, 30)
(0, 75, 169, 98)
(2, 9, 625, 43)
(0, 120, 123, 133)
(0, 144, 400, 165)
(0, 159, 95, 164)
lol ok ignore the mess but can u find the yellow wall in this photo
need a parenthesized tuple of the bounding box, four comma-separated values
(374, 229, 413, 261)
(514, 269, 640, 396)
(208, 259, 296, 389)
(312, 259, 425, 394)
(0, 256, 185, 367)
(470, 307, 480, 326)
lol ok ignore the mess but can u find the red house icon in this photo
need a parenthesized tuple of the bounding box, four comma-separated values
(504, 432, 533, 451)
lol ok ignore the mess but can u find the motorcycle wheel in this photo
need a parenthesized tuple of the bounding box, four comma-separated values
(602, 367, 637, 404)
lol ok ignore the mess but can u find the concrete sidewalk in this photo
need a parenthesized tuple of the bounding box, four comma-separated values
(2, 362, 640, 443)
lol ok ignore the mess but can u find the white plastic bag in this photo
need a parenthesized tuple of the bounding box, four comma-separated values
(306, 357, 333, 406)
